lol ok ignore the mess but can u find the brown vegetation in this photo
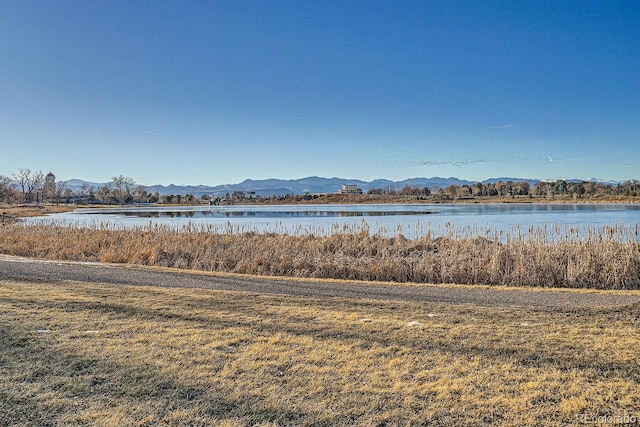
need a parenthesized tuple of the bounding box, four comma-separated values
(1, 279, 638, 426)
(0, 204, 74, 225)
(1, 222, 639, 289)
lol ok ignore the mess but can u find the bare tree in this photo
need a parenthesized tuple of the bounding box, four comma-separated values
(64, 188, 73, 205)
(80, 182, 91, 198)
(0, 175, 18, 204)
(12, 168, 31, 203)
(97, 185, 112, 204)
(384, 185, 396, 195)
(514, 181, 530, 196)
(111, 175, 135, 204)
(134, 185, 147, 203)
(398, 184, 430, 196)
(12, 169, 44, 203)
(87, 185, 97, 203)
(54, 181, 68, 205)
(77, 183, 96, 203)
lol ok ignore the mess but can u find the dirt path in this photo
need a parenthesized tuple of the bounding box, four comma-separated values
(1, 254, 639, 309)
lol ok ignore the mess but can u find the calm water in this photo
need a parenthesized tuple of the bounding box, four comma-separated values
(26, 203, 640, 240)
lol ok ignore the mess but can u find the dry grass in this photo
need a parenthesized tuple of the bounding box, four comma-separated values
(1, 222, 639, 289)
(1, 279, 638, 426)
(0, 204, 73, 225)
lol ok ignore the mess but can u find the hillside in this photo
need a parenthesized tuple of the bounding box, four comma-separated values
(64, 176, 541, 197)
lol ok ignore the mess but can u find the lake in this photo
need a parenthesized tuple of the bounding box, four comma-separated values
(26, 203, 640, 240)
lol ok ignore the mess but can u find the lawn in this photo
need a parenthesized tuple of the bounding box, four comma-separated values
(1, 279, 638, 426)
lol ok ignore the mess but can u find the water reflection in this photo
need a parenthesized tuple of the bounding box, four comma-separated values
(29, 203, 640, 240)
(114, 209, 435, 219)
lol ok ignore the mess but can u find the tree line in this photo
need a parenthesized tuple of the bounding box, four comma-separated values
(0, 169, 142, 205)
(2, 168, 640, 205)
(367, 179, 640, 200)
(0, 169, 65, 204)
(400, 180, 640, 200)
(0, 169, 210, 205)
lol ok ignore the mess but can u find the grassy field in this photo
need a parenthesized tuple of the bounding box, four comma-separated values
(1, 278, 639, 426)
(2, 222, 639, 289)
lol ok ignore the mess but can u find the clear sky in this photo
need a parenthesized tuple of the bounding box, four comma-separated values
(1, 0, 639, 186)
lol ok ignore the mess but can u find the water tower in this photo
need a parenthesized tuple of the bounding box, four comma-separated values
(44, 172, 56, 201)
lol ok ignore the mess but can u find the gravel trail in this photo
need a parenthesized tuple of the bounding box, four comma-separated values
(1, 255, 639, 309)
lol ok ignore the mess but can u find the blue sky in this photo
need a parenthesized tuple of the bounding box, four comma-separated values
(1, 0, 638, 186)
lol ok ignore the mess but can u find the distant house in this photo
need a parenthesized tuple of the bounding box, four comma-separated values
(339, 184, 363, 194)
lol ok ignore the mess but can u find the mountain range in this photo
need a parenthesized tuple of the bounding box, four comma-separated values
(63, 176, 562, 197)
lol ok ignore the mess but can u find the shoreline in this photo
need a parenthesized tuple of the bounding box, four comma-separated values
(3, 194, 640, 221)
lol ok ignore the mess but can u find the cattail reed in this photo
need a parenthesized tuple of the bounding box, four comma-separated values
(1, 221, 639, 289)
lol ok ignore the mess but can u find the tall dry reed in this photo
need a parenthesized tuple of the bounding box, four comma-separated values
(1, 222, 639, 289)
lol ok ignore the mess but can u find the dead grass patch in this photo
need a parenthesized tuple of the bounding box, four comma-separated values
(1, 279, 639, 425)
(0, 204, 73, 226)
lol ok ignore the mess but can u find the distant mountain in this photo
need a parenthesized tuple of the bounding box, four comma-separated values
(585, 178, 621, 186)
(62, 176, 626, 197)
(480, 177, 540, 187)
(65, 179, 110, 193)
(64, 176, 543, 197)
(146, 184, 221, 197)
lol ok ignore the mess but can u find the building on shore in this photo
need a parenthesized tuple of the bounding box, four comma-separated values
(44, 172, 56, 201)
(338, 184, 363, 194)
